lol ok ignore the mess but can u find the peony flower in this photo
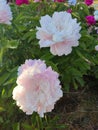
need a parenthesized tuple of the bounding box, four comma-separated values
(95, 45, 98, 51)
(68, 0, 77, 5)
(95, 27, 98, 34)
(94, 15, 98, 21)
(0, 0, 12, 25)
(36, 11, 81, 56)
(85, 15, 96, 26)
(94, 10, 98, 16)
(94, 10, 98, 21)
(67, 9, 72, 13)
(54, 0, 65, 2)
(16, 0, 29, 5)
(12, 59, 63, 117)
(34, 0, 41, 2)
(84, 0, 93, 6)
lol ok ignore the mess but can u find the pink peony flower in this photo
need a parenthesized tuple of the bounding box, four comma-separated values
(54, 0, 65, 2)
(16, 0, 29, 5)
(84, 0, 93, 6)
(0, 0, 12, 25)
(67, 9, 72, 13)
(34, 0, 41, 2)
(12, 59, 63, 117)
(36, 11, 81, 56)
(85, 15, 96, 26)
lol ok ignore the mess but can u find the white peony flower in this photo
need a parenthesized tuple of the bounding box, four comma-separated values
(36, 11, 81, 56)
(68, 0, 77, 5)
(94, 10, 98, 21)
(95, 45, 98, 51)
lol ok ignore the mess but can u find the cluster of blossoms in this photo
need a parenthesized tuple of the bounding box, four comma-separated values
(12, 11, 81, 116)
(12, 59, 63, 117)
(15, 0, 94, 5)
(15, 0, 77, 4)
(7, 0, 97, 117)
(0, 0, 12, 25)
(84, 0, 96, 26)
(84, 0, 98, 50)
(14, 0, 95, 28)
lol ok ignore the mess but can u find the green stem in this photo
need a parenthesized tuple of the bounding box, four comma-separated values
(0, 48, 4, 67)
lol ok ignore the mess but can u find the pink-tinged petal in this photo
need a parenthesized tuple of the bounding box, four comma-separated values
(18, 59, 46, 76)
(50, 42, 72, 56)
(39, 40, 54, 47)
(36, 28, 52, 40)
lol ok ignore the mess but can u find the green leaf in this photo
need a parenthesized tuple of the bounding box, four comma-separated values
(46, 61, 59, 72)
(7, 40, 19, 49)
(0, 72, 10, 86)
(22, 123, 34, 130)
(0, 117, 3, 123)
(13, 123, 20, 130)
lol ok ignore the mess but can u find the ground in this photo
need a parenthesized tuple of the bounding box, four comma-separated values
(53, 77, 98, 130)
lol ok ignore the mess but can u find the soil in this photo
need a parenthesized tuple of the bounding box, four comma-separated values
(52, 76, 98, 130)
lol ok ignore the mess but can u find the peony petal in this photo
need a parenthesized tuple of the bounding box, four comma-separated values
(50, 42, 72, 56)
(39, 40, 54, 47)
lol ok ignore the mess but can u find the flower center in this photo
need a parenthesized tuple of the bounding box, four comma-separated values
(53, 32, 64, 42)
